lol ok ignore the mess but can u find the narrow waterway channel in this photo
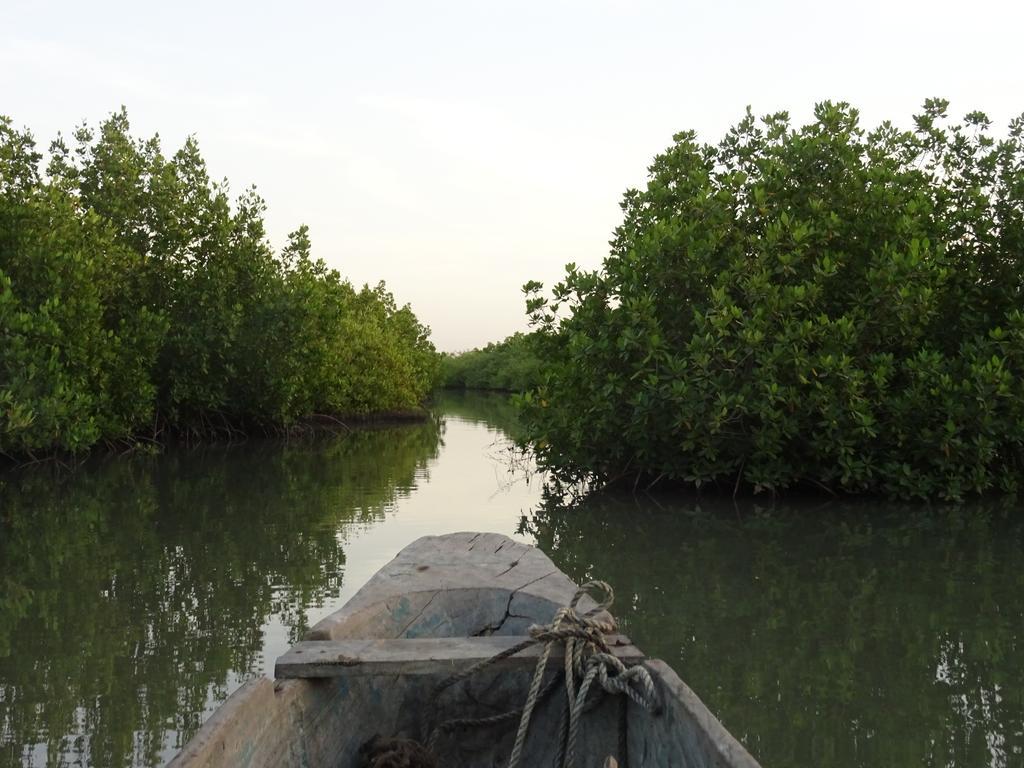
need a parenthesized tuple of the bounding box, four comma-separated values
(1, 391, 1021, 767)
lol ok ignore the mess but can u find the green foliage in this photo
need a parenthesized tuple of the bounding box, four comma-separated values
(0, 110, 439, 456)
(522, 101, 1024, 499)
(0, 116, 165, 455)
(440, 332, 542, 392)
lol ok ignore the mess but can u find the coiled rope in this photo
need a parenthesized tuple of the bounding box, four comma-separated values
(429, 580, 660, 768)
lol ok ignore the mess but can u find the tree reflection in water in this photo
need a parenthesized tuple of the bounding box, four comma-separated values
(0, 420, 440, 768)
(3, 394, 1021, 768)
(524, 493, 1024, 768)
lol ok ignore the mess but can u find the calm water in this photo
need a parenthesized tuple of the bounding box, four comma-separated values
(1, 392, 1022, 767)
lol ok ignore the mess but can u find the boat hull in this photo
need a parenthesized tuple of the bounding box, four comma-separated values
(169, 532, 760, 768)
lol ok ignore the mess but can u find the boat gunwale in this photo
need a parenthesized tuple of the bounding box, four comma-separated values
(168, 532, 762, 768)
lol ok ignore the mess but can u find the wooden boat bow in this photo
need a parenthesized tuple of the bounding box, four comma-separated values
(169, 532, 761, 768)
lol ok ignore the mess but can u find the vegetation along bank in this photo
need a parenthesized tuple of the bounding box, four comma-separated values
(0, 111, 439, 459)
(440, 332, 542, 392)
(520, 100, 1024, 500)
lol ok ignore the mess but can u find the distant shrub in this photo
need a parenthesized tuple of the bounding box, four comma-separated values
(522, 100, 1024, 499)
(441, 332, 542, 392)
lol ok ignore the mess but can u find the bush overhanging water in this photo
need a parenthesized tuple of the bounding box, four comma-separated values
(521, 100, 1024, 499)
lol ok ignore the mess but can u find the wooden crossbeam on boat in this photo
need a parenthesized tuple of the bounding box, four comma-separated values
(275, 635, 644, 679)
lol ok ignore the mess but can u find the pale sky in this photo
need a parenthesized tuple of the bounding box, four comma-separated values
(3, 0, 1022, 351)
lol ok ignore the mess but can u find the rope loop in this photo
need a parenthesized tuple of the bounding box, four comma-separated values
(569, 580, 615, 614)
(427, 579, 659, 768)
(506, 581, 659, 768)
(587, 653, 658, 711)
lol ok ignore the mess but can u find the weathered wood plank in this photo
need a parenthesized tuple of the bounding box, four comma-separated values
(305, 532, 588, 641)
(275, 634, 643, 679)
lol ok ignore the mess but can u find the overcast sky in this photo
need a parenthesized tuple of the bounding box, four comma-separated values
(3, 0, 1022, 351)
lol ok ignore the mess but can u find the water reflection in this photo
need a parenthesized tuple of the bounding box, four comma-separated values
(0, 422, 441, 768)
(3, 393, 1022, 768)
(525, 494, 1024, 768)
(431, 390, 522, 436)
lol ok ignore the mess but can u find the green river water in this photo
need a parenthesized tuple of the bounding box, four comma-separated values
(1, 391, 1022, 767)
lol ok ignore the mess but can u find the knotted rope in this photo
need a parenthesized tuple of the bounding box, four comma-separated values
(429, 580, 659, 768)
